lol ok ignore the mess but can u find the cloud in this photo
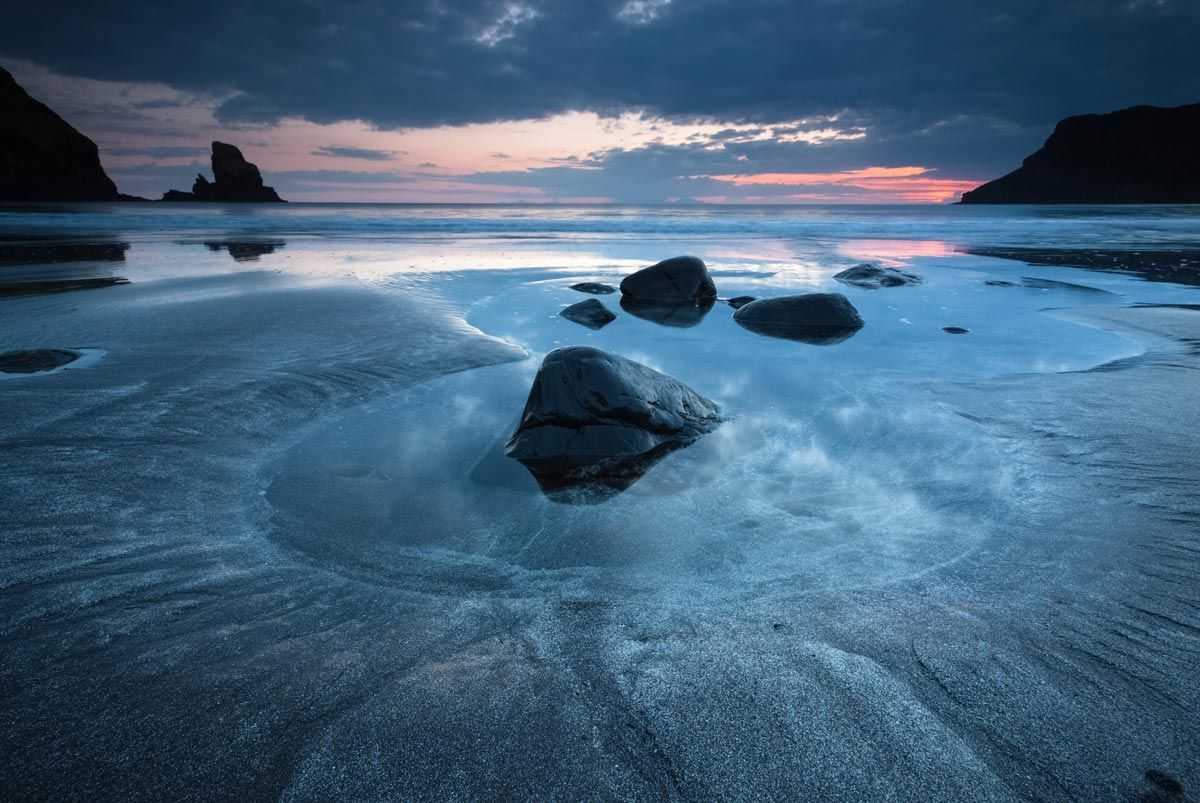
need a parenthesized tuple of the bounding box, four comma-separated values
(311, 145, 401, 161)
(1, 0, 1194, 136)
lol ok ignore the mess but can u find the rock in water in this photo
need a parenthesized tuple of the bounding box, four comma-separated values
(734, 294, 864, 345)
(620, 256, 717, 304)
(161, 142, 285, 202)
(961, 102, 1200, 204)
(0, 67, 120, 201)
(560, 299, 616, 330)
(942, 326, 970, 334)
(726, 296, 757, 309)
(569, 282, 616, 295)
(834, 264, 922, 289)
(505, 347, 721, 496)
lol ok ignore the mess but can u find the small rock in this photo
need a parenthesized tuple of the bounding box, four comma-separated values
(560, 299, 616, 330)
(620, 256, 717, 304)
(942, 326, 970, 334)
(726, 296, 756, 309)
(570, 282, 616, 295)
(733, 293, 864, 345)
(834, 263, 922, 289)
(985, 279, 1017, 287)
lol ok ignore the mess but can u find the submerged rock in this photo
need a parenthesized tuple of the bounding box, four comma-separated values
(620, 295, 715, 328)
(560, 299, 616, 330)
(733, 293, 864, 345)
(161, 142, 285, 202)
(0, 67, 121, 201)
(620, 256, 717, 304)
(570, 282, 616, 295)
(0, 349, 80, 374)
(726, 296, 756, 309)
(834, 263, 922, 289)
(505, 347, 721, 497)
(943, 326, 970, 334)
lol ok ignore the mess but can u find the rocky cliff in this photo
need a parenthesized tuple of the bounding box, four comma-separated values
(161, 142, 285, 202)
(961, 103, 1200, 204)
(0, 66, 121, 202)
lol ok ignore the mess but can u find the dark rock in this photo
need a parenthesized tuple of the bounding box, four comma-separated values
(1135, 769, 1186, 803)
(620, 295, 714, 328)
(620, 256, 716, 304)
(0, 67, 121, 201)
(961, 103, 1200, 204)
(942, 326, 970, 334)
(560, 299, 616, 330)
(161, 142, 285, 202)
(985, 279, 1018, 287)
(505, 347, 721, 499)
(733, 293, 864, 345)
(0, 349, 80, 374)
(834, 263, 922, 289)
(726, 296, 756, 309)
(569, 282, 616, 295)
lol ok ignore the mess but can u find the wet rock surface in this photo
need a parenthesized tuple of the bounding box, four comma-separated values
(560, 298, 616, 330)
(570, 282, 616, 295)
(733, 293, 864, 344)
(0, 349, 79, 374)
(834, 264, 923, 289)
(505, 347, 720, 497)
(620, 256, 717, 304)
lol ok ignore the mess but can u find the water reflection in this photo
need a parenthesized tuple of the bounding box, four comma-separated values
(202, 239, 286, 262)
(619, 295, 715, 327)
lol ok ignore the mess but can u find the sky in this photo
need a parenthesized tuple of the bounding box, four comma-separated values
(2, 0, 1197, 204)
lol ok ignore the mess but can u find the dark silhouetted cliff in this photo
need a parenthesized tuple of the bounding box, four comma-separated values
(161, 142, 285, 202)
(962, 103, 1200, 204)
(0, 66, 122, 202)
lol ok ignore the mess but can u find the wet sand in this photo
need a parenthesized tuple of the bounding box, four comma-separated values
(2, 256, 1198, 801)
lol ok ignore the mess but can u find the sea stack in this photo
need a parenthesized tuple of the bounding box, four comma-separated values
(161, 142, 285, 202)
(961, 103, 1200, 204)
(0, 66, 121, 201)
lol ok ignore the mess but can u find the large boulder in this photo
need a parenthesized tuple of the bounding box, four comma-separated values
(0, 67, 120, 201)
(161, 142, 285, 202)
(505, 347, 721, 495)
(834, 264, 922, 289)
(620, 256, 717, 304)
(733, 293, 864, 345)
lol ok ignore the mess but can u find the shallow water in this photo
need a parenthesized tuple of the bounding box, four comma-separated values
(2, 203, 1200, 801)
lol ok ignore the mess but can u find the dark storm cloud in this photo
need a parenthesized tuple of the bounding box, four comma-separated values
(311, 145, 402, 160)
(1, 0, 1196, 132)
